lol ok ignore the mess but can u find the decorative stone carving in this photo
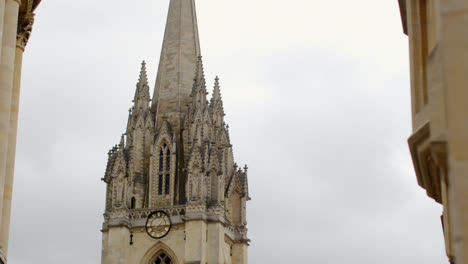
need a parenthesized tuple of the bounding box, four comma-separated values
(17, 0, 35, 50)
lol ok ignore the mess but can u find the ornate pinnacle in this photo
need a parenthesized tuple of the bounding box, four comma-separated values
(210, 76, 224, 113)
(213, 76, 221, 99)
(134, 61, 150, 106)
(194, 56, 205, 82)
(119, 134, 125, 148)
(138, 61, 148, 86)
(192, 56, 206, 94)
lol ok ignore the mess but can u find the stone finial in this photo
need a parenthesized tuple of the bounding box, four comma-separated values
(194, 56, 205, 82)
(210, 76, 225, 115)
(133, 61, 151, 109)
(191, 56, 207, 95)
(138, 61, 148, 86)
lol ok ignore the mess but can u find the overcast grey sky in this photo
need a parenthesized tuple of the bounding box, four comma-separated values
(8, 0, 447, 263)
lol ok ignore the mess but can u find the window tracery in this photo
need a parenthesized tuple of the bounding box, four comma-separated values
(153, 252, 172, 264)
(158, 143, 171, 196)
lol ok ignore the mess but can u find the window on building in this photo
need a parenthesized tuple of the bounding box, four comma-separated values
(165, 174, 170, 195)
(131, 197, 136, 209)
(158, 143, 171, 196)
(159, 150, 164, 171)
(158, 175, 163, 195)
(154, 252, 172, 264)
(166, 149, 170, 171)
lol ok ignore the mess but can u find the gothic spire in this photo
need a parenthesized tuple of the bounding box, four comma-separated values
(152, 0, 202, 130)
(189, 56, 208, 112)
(210, 76, 224, 113)
(209, 76, 225, 127)
(134, 61, 151, 110)
(119, 134, 125, 149)
(192, 56, 207, 94)
(138, 61, 148, 87)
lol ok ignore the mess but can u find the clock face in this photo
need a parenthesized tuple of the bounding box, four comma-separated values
(145, 211, 172, 239)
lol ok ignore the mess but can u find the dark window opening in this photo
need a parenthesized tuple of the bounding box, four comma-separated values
(130, 197, 136, 209)
(159, 150, 164, 171)
(154, 252, 172, 264)
(158, 175, 163, 195)
(165, 174, 170, 195)
(166, 149, 170, 171)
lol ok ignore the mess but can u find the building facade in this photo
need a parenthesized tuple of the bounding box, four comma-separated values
(101, 1, 250, 263)
(399, 0, 468, 263)
(0, 0, 40, 263)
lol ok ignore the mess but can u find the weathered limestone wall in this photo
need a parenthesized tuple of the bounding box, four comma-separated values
(101, 227, 131, 264)
(101, 222, 234, 264)
(403, 0, 468, 263)
(224, 241, 232, 264)
(207, 222, 224, 263)
(130, 228, 185, 263)
(232, 243, 248, 264)
(440, 1, 468, 263)
(185, 220, 206, 263)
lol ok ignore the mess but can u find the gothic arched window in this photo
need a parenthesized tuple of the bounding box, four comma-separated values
(158, 143, 171, 196)
(154, 252, 172, 264)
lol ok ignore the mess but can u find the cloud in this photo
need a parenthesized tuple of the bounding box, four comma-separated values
(8, 0, 446, 263)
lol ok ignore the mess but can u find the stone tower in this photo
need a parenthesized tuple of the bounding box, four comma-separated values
(101, 1, 250, 263)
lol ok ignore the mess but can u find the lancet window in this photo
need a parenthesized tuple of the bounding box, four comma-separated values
(158, 143, 171, 195)
(153, 252, 172, 264)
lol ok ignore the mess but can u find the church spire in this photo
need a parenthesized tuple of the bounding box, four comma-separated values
(152, 0, 202, 130)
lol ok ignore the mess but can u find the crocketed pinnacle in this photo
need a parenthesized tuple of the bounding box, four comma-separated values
(119, 134, 125, 148)
(138, 61, 148, 86)
(210, 76, 224, 114)
(134, 60, 151, 108)
(192, 56, 206, 94)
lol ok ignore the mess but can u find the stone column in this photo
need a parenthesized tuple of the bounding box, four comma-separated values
(0, 11, 32, 256)
(0, 1, 19, 259)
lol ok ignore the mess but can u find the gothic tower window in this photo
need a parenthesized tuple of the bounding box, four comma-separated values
(153, 252, 172, 264)
(158, 143, 171, 196)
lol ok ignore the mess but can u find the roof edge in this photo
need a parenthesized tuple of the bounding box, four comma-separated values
(398, 0, 408, 35)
